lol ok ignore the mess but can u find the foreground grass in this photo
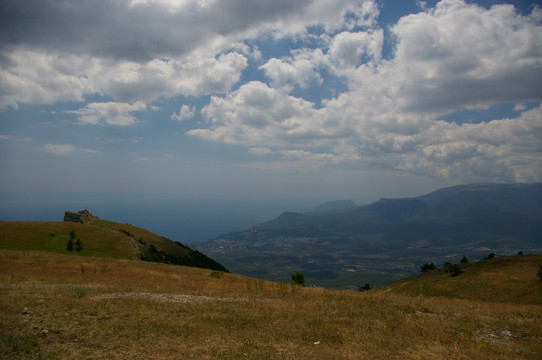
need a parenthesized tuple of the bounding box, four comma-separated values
(1, 250, 541, 359)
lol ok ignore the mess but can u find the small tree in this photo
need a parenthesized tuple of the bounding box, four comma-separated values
(75, 239, 82, 252)
(537, 265, 542, 281)
(291, 272, 305, 286)
(484, 252, 495, 260)
(420, 262, 436, 272)
(460, 255, 469, 264)
(70, 230, 76, 240)
(449, 264, 463, 277)
(66, 239, 73, 252)
(359, 283, 371, 291)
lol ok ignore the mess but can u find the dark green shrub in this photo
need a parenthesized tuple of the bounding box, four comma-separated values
(537, 265, 542, 281)
(359, 283, 371, 291)
(75, 239, 82, 252)
(449, 264, 463, 277)
(291, 272, 305, 286)
(484, 252, 495, 260)
(66, 239, 73, 251)
(460, 255, 469, 264)
(420, 262, 436, 272)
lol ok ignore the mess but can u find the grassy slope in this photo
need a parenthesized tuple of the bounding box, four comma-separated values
(0, 219, 192, 261)
(1, 249, 542, 359)
(380, 254, 542, 305)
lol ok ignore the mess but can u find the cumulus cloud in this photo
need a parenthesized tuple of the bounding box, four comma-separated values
(388, 0, 542, 113)
(171, 105, 196, 121)
(188, 0, 542, 182)
(190, 81, 326, 146)
(0, 0, 378, 109)
(69, 101, 147, 126)
(0, 48, 248, 109)
(327, 30, 383, 71)
(1, 0, 541, 184)
(260, 50, 324, 90)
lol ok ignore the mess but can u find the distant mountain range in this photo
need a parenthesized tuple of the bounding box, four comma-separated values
(194, 183, 542, 288)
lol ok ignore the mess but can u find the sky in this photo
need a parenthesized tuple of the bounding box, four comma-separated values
(1, 0, 542, 214)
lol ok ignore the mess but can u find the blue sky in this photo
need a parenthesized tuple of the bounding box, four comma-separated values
(1, 0, 541, 211)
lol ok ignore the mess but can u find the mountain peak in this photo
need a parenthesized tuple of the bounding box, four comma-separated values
(313, 199, 357, 212)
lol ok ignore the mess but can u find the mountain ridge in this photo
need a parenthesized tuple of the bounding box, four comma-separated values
(194, 183, 542, 287)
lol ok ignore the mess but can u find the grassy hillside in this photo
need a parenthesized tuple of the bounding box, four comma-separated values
(2, 249, 542, 359)
(380, 254, 542, 305)
(0, 215, 227, 271)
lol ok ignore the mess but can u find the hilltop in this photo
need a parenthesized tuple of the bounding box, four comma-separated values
(0, 210, 227, 272)
(195, 183, 542, 287)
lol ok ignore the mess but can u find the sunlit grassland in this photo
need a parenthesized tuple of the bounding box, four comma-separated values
(0, 220, 192, 261)
(381, 254, 542, 305)
(1, 250, 541, 359)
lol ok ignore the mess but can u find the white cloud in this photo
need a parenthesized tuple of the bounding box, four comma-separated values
(248, 147, 272, 155)
(190, 81, 325, 146)
(260, 52, 324, 90)
(387, 0, 542, 114)
(40, 143, 98, 155)
(171, 104, 196, 121)
(2, 0, 541, 185)
(69, 101, 146, 126)
(0, 48, 248, 109)
(42, 143, 76, 155)
(327, 30, 383, 71)
(513, 103, 527, 112)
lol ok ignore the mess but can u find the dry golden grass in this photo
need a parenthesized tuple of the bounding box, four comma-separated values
(2, 249, 542, 359)
(381, 254, 542, 305)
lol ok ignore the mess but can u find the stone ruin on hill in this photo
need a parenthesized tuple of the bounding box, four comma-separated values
(63, 209, 93, 223)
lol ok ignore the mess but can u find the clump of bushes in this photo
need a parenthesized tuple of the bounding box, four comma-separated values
(420, 262, 436, 272)
(66, 231, 82, 252)
(447, 264, 463, 277)
(138, 242, 228, 272)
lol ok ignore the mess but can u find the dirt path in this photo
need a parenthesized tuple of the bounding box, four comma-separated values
(91, 292, 279, 304)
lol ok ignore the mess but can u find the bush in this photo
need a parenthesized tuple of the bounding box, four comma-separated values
(75, 239, 82, 252)
(359, 283, 371, 291)
(484, 252, 495, 260)
(291, 272, 305, 286)
(66, 239, 73, 252)
(420, 262, 436, 272)
(537, 265, 542, 281)
(460, 255, 469, 264)
(448, 264, 463, 277)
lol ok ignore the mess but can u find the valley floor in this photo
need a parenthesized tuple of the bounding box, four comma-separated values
(1, 250, 541, 359)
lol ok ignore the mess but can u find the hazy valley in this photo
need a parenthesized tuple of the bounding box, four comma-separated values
(194, 183, 542, 287)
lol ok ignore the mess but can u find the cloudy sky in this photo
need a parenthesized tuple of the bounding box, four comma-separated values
(1, 0, 541, 209)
